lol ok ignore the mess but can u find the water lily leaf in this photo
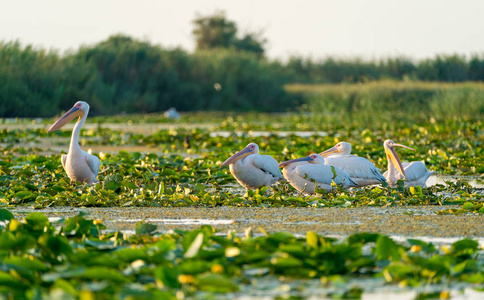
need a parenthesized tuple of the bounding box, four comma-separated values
(178, 260, 211, 274)
(279, 244, 306, 257)
(195, 273, 239, 293)
(407, 239, 436, 254)
(81, 267, 130, 283)
(385, 263, 414, 281)
(135, 221, 157, 235)
(0, 208, 14, 222)
(348, 232, 380, 244)
(271, 256, 302, 269)
(121, 180, 137, 190)
(154, 239, 177, 253)
(452, 239, 479, 254)
(115, 248, 148, 263)
(39, 235, 73, 256)
(0, 231, 36, 251)
(376, 235, 401, 261)
(465, 272, 484, 283)
(0, 271, 29, 290)
(24, 212, 50, 234)
(63, 215, 97, 237)
(154, 266, 181, 289)
(3, 256, 49, 272)
(52, 278, 78, 296)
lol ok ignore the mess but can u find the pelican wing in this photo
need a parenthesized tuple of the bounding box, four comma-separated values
(85, 154, 101, 177)
(294, 164, 333, 185)
(252, 154, 283, 180)
(403, 161, 433, 182)
(324, 155, 385, 182)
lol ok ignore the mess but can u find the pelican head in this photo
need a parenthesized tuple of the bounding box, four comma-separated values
(320, 141, 352, 156)
(221, 142, 259, 167)
(47, 101, 90, 133)
(383, 139, 416, 178)
(279, 153, 325, 168)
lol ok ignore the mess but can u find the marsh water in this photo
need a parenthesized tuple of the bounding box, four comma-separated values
(4, 122, 484, 299)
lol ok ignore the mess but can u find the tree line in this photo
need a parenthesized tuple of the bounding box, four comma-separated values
(1, 11, 484, 117)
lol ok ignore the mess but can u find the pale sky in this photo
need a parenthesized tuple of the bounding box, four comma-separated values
(1, 0, 484, 60)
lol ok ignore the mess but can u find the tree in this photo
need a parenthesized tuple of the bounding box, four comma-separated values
(192, 11, 266, 57)
(192, 11, 237, 50)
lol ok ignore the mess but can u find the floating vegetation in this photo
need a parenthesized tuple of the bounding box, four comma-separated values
(0, 113, 482, 212)
(0, 210, 482, 299)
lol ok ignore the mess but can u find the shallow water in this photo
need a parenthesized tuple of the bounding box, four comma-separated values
(427, 174, 484, 189)
(209, 130, 328, 138)
(10, 206, 483, 300)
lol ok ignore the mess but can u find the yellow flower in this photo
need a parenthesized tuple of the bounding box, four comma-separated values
(410, 245, 422, 253)
(178, 274, 194, 284)
(211, 264, 224, 273)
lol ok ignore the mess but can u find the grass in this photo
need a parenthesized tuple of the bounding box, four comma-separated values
(286, 80, 484, 127)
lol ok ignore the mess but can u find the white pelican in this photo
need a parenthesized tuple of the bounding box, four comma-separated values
(383, 140, 434, 188)
(319, 142, 386, 186)
(221, 142, 283, 190)
(47, 101, 100, 184)
(279, 153, 358, 194)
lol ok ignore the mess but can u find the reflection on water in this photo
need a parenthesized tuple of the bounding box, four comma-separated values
(234, 276, 483, 300)
(426, 174, 484, 188)
(209, 130, 328, 138)
(107, 218, 235, 225)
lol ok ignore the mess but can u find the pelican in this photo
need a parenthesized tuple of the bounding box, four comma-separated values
(221, 142, 283, 190)
(383, 140, 434, 188)
(319, 142, 386, 186)
(279, 153, 358, 194)
(47, 101, 100, 184)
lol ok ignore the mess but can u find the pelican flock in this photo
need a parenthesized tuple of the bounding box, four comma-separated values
(319, 141, 386, 186)
(46, 103, 435, 192)
(383, 139, 434, 188)
(279, 153, 358, 194)
(221, 142, 284, 190)
(48, 101, 100, 184)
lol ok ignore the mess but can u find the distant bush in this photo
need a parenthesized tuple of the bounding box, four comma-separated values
(0, 41, 64, 117)
(0, 35, 292, 117)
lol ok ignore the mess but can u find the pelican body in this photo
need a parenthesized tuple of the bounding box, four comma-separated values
(47, 101, 100, 184)
(383, 140, 434, 188)
(221, 143, 283, 190)
(279, 154, 358, 194)
(320, 142, 386, 186)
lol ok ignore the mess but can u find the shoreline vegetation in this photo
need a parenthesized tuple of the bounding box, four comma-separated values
(1, 35, 484, 119)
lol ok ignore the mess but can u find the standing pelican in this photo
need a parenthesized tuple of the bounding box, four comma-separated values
(319, 142, 386, 186)
(279, 153, 358, 194)
(383, 140, 434, 188)
(47, 101, 100, 184)
(221, 143, 284, 190)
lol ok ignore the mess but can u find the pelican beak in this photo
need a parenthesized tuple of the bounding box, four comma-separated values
(319, 146, 338, 157)
(47, 106, 83, 133)
(392, 143, 416, 152)
(221, 147, 254, 167)
(278, 156, 313, 168)
(385, 146, 407, 179)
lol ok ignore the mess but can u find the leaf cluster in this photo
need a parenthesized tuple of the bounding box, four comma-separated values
(0, 210, 482, 298)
